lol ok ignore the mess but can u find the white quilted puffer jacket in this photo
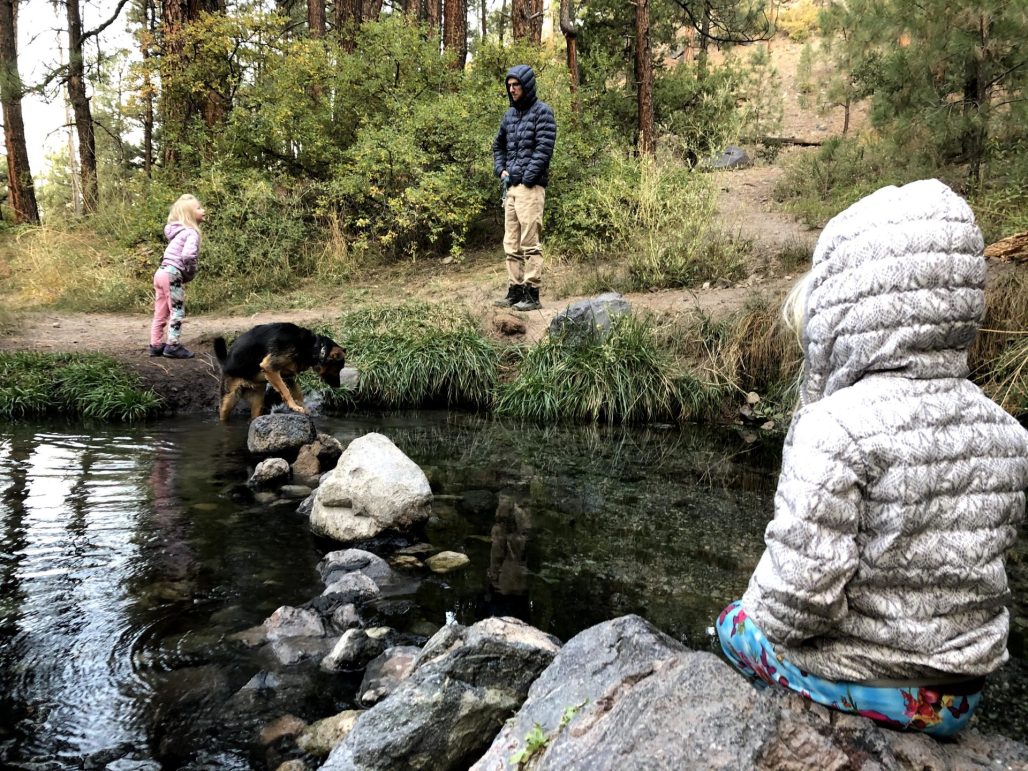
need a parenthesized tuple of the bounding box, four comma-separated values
(742, 179, 1028, 682)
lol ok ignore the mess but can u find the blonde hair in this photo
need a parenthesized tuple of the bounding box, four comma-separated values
(781, 272, 813, 349)
(167, 194, 203, 230)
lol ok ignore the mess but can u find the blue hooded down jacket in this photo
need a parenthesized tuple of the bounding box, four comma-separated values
(492, 65, 557, 188)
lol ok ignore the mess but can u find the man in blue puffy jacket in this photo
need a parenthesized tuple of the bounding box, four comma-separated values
(492, 64, 556, 312)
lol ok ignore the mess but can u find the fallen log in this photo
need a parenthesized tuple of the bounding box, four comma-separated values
(985, 231, 1028, 262)
(741, 135, 825, 147)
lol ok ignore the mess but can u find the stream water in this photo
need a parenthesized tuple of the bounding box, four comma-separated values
(0, 411, 1025, 769)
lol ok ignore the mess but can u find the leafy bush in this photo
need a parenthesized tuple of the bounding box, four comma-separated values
(0, 352, 162, 420)
(773, 136, 932, 227)
(563, 149, 743, 289)
(776, 0, 821, 41)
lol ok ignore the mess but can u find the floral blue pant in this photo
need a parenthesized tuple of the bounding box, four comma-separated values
(716, 601, 982, 736)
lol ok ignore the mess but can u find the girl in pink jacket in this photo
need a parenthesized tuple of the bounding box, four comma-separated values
(150, 194, 205, 358)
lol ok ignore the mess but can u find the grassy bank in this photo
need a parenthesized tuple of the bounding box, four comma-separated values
(0, 352, 162, 421)
(316, 285, 1026, 429)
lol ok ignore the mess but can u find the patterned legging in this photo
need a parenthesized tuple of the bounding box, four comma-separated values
(151, 266, 186, 345)
(716, 601, 983, 737)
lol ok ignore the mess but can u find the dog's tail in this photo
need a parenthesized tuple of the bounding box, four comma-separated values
(213, 337, 228, 366)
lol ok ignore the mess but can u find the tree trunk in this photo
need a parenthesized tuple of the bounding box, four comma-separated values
(308, 0, 326, 37)
(142, 0, 155, 175)
(697, 2, 711, 81)
(364, 0, 382, 20)
(480, 0, 486, 39)
(159, 0, 188, 167)
(498, 0, 506, 43)
(0, 0, 40, 224)
(442, 0, 466, 69)
(635, 0, 654, 154)
(528, 0, 542, 43)
(511, 0, 530, 40)
(962, 14, 990, 188)
(559, 0, 578, 109)
(335, 0, 361, 50)
(426, 0, 440, 31)
(65, 0, 99, 214)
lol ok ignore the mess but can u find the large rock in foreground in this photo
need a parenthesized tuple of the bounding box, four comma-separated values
(320, 617, 560, 771)
(310, 433, 432, 543)
(472, 615, 1028, 771)
(547, 292, 630, 345)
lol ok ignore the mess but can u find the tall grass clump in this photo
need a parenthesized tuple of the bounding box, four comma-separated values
(971, 270, 1028, 417)
(0, 352, 162, 420)
(495, 313, 683, 424)
(561, 148, 744, 290)
(0, 226, 146, 311)
(774, 137, 935, 228)
(332, 301, 500, 409)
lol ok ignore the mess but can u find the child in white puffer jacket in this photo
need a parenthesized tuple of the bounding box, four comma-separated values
(717, 179, 1028, 736)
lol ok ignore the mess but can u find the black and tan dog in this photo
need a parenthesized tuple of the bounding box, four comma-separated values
(213, 323, 346, 422)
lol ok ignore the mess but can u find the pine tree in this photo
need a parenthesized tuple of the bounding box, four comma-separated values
(825, 0, 1028, 186)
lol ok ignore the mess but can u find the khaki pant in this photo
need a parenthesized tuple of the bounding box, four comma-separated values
(503, 183, 546, 288)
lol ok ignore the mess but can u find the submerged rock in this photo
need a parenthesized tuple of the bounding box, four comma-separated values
(424, 551, 470, 574)
(259, 715, 308, 746)
(250, 457, 291, 489)
(310, 433, 432, 544)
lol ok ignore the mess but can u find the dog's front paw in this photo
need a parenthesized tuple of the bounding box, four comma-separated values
(290, 405, 308, 415)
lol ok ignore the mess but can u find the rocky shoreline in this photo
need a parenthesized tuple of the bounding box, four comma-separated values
(225, 413, 1028, 771)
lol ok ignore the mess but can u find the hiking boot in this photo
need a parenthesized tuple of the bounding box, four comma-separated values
(513, 286, 541, 312)
(493, 284, 525, 308)
(163, 343, 195, 359)
(148, 343, 165, 357)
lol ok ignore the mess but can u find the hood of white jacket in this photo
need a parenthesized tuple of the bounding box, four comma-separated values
(799, 178, 986, 406)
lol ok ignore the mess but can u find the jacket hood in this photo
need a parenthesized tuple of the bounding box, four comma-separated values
(165, 222, 189, 240)
(505, 65, 537, 109)
(799, 178, 985, 405)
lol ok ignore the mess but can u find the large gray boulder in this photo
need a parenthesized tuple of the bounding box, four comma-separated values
(247, 414, 318, 456)
(319, 617, 560, 771)
(547, 292, 630, 345)
(472, 615, 1028, 770)
(310, 433, 432, 544)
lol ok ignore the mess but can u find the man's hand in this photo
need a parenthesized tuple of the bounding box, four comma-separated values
(501, 170, 509, 178)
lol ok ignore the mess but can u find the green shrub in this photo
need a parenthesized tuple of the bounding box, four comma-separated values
(331, 301, 501, 408)
(777, 0, 821, 41)
(0, 352, 162, 420)
(773, 136, 930, 227)
(566, 149, 742, 289)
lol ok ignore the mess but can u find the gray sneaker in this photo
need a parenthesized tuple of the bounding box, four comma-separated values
(163, 343, 195, 359)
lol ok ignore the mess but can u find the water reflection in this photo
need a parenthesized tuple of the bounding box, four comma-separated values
(0, 412, 1023, 768)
